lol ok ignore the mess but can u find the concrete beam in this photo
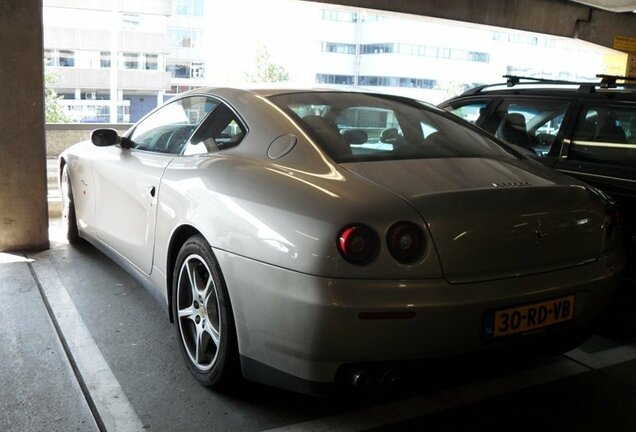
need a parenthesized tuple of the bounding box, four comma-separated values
(0, 0, 49, 251)
(307, 0, 636, 51)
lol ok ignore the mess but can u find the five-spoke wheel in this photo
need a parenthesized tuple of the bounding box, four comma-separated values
(173, 235, 238, 388)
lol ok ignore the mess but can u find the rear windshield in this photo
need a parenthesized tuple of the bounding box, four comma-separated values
(269, 92, 515, 163)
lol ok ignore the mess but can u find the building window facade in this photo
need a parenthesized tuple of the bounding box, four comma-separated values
(315, 74, 436, 89)
(174, 0, 205, 16)
(315, 74, 355, 85)
(360, 43, 394, 54)
(144, 54, 158, 70)
(493, 31, 538, 46)
(167, 60, 205, 79)
(122, 52, 139, 69)
(321, 9, 358, 22)
(321, 42, 357, 54)
(45, 49, 75, 67)
(396, 43, 489, 63)
(170, 28, 201, 48)
(100, 51, 111, 68)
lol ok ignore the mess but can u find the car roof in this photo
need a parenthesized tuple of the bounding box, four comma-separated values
(456, 75, 636, 100)
(174, 86, 443, 111)
(177, 86, 370, 98)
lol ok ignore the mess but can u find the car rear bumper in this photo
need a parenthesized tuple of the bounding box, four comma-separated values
(215, 247, 624, 392)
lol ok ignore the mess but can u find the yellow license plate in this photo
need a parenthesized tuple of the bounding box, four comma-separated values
(492, 295, 575, 338)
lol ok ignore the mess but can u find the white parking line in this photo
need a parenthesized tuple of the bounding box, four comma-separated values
(30, 251, 145, 432)
(565, 344, 636, 369)
(263, 344, 636, 432)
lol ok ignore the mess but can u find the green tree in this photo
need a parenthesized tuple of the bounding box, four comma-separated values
(44, 68, 70, 123)
(244, 44, 290, 83)
(434, 80, 468, 101)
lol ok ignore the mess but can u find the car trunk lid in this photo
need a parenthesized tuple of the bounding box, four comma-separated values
(343, 158, 605, 283)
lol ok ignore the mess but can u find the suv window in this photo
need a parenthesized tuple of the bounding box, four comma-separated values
(568, 105, 636, 167)
(486, 100, 569, 156)
(442, 100, 489, 124)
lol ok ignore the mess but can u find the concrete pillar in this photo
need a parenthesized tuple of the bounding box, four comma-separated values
(0, 0, 49, 252)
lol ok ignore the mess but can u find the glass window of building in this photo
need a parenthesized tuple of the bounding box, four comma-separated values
(123, 52, 139, 69)
(191, 61, 205, 78)
(59, 50, 74, 67)
(167, 61, 190, 78)
(321, 9, 356, 22)
(322, 42, 356, 54)
(315, 74, 354, 85)
(100, 51, 111, 68)
(170, 29, 201, 48)
(44, 49, 75, 67)
(144, 54, 158, 70)
(361, 43, 394, 54)
(174, 0, 205, 16)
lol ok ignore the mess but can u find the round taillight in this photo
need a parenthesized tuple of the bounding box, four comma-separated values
(387, 222, 424, 263)
(337, 224, 379, 265)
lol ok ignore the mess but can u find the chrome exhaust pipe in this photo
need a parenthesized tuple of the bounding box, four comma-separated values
(349, 367, 402, 389)
(380, 368, 401, 389)
(350, 369, 375, 388)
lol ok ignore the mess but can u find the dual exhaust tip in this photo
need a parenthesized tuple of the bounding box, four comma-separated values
(349, 367, 403, 390)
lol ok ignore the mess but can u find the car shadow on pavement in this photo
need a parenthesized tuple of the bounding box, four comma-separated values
(596, 278, 636, 344)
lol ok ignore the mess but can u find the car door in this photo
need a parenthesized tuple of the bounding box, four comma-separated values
(93, 95, 218, 274)
(554, 102, 636, 201)
(552, 102, 636, 259)
(480, 97, 571, 156)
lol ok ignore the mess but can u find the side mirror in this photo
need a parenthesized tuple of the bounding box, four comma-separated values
(91, 128, 134, 149)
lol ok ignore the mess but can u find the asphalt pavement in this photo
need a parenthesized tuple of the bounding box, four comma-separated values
(2, 219, 636, 431)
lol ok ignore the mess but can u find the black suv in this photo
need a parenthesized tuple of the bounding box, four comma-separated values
(440, 75, 636, 273)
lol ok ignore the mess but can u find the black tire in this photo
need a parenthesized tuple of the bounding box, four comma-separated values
(172, 235, 239, 389)
(61, 164, 82, 244)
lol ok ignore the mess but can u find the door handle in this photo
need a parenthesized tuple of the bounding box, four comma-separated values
(148, 186, 156, 197)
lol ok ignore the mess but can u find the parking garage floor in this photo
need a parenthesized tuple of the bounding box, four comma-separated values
(3, 219, 636, 432)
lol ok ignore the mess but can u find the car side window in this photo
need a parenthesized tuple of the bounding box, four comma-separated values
(443, 100, 489, 124)
(183, 103, 247, 155)
(129, 96, 218, 154)
(486, 100, 569, 156)
(568, 105, 636, 167)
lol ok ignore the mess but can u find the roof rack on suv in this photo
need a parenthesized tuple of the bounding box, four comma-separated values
(596, 74, 636, 88)
(462, 74, 636, 95)
(502, 75, 580, 87)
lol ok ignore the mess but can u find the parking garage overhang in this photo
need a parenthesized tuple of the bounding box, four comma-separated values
(3, 0, 636, 252)
(305, 0, 636, 53)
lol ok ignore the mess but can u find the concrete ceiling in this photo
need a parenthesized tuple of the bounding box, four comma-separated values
(307, 0, 636, 51)
(571, 0, 636, 12)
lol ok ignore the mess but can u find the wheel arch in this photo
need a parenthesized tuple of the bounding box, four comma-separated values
(166, 224, 203, 322)
(58, 156, 67, 191)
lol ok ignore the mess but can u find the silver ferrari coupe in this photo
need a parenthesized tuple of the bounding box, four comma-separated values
(59, 88, 625, 394)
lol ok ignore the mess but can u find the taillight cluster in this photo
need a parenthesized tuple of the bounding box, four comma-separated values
(337, 224, 379, 265)
(337, 222, 425, 265)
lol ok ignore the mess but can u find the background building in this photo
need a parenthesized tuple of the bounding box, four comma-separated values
(43, 0, 625, 123)
(43, 0, 172, 123)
